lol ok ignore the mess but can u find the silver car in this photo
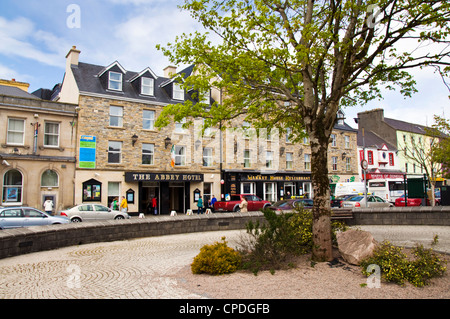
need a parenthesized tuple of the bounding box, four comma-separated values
(60, 204, 130, 222)
(0, 207, 70, 229)
(342, 195, 394, 208)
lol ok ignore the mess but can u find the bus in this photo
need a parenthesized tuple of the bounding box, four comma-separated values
(368, 179, 405, 203)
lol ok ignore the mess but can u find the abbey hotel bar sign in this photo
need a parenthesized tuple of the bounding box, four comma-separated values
(125, 172, 204, 182)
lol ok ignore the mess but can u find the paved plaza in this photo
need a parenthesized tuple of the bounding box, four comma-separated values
(0, 225, 448, 299)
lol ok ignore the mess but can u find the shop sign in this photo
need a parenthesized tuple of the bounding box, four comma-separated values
(79, 135, 96, 169)
(125, 172, 204, 182)
(243, 174, 310, 182)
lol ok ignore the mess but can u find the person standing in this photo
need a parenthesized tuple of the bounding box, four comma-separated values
(43, 197, 54, 215)
(197, 194, 204, 214)
(120, 196, 128, 214)
(152, 196, 158, 215)
(210, 195, 217, 212)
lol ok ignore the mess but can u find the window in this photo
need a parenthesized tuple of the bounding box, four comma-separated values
(108, 182, 120, 209)
(200, 90, 210, 105)
(109, 106, 123, 127)
(304, 154, 311, 170)
(203, 147, 213, 167)
(108, 141, 122, 163)
(264, 183, 277, 202)
(175, 118, 187, 133)
(367, 151, 374, 165)
(173, 83, 184, 100)
(7, 118, 25, 145)
(346, 157, 351, 171)
(286, 152, 293, 170)
(345, 135, 350, 148)
(142, 110, 155, 130)
(244, 149, 251, 168)
(142, 143, 154, 165)
(41, 170, 58, 187)
(389, 153, 394, 166)
(332, 156, 338, 171)
(2, 170, 23, 204)
(82, 179, 101, 202)
(141, 77, 154, 95)
(241, 182, 255, 194)
(266, 151, 274, 168)
(175, 145, 186, 166)
(108, 71, 122, 91)
(42, 122, 59, 147)
(331, 134, 337, 147)
(286, 127, 292, 143)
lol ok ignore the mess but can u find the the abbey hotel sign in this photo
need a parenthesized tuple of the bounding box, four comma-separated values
(125, 172, 204, 182)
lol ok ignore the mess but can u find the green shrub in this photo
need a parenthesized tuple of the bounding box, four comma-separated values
(191, 237, 242, 275)
(239, 207, 348, 274)
(360, 241, 447, 287)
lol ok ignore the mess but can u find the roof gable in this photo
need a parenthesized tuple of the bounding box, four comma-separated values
(97, 61, 127, 77)
(128, 67, 158, 83)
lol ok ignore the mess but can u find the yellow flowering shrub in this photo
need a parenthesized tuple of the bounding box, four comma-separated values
(360, 241, 447, 287)
(191, 237, 242, 275)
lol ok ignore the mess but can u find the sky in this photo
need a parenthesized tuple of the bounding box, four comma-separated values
(0, 0, 448, 129)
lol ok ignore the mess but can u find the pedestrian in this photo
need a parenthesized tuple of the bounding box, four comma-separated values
(239, 196, 248, 213)
(111, 197, 119, 211)
(43, 197, 54, 215)
(152, 196, 158, 215)
(210, 195, 217, 212)
(197, 194, 204, 214)
(120, 196, 128, 214)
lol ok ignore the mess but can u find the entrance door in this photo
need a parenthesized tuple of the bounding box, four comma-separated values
(169, 182, 185, 213)
(141, 182, 159, 215)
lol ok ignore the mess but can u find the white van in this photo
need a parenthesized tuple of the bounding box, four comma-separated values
(368, 179, 405, 203)
(334, 182, 366, 197)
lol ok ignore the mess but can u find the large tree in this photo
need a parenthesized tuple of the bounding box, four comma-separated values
(156, 0, 450, 261)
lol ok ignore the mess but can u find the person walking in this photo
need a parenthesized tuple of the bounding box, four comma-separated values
(152, 196, 158, 215)
(197, 194, 204, 214)
(239, 196, 248, 213)
(120, 196, 128, 214)
(210, 195, 217, 212)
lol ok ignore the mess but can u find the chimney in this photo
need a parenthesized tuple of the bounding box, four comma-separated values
(163, 65, 177, 78)
(66, 46, 81, 69)
(0, 78, 30, 92)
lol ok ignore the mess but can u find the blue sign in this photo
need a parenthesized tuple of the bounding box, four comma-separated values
(79, 135, 96, 168)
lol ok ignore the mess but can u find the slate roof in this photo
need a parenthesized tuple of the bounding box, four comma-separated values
(357, 129, 397, 150)
(384, 117, 430, 135)
(0, 85, 40, 99)
(72, 62, 176, 104)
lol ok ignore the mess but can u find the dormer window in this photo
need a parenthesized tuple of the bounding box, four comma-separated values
(108, 71, 123, 91)
(173, 83, 184, 100)
(141, 77, 154, 96)
(200, 90, 210, 105)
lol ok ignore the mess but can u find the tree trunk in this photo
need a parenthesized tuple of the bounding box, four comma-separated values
(309, 127, 333, 262)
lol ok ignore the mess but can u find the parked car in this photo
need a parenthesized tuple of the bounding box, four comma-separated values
(60, 204, 130, 222)
(269, 199, 313, 213)
(342, 195, 393, 208)
(214, 194, 271, 212)
(331, 194, 356, 208)
(394, 195, 423, 207)
(0, 206, 70, 230)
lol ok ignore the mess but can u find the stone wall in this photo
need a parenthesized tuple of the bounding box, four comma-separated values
(349, 206, 450, 226)
(0, 212, 266, 260)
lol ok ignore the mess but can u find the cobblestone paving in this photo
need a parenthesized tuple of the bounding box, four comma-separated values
(0, 226, 448, 299)
(0, 230, 245, 299)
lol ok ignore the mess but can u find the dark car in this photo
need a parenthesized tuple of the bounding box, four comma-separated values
(269, 199, 313, 213)
(331, 194, 356, 208)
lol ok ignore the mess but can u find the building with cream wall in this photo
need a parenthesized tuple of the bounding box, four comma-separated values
(0, 80, 78, 212)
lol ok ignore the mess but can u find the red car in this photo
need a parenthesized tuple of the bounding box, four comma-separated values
(395, 195, 422, 207)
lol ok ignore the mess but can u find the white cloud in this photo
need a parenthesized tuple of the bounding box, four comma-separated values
(0, 16, 67, 68)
